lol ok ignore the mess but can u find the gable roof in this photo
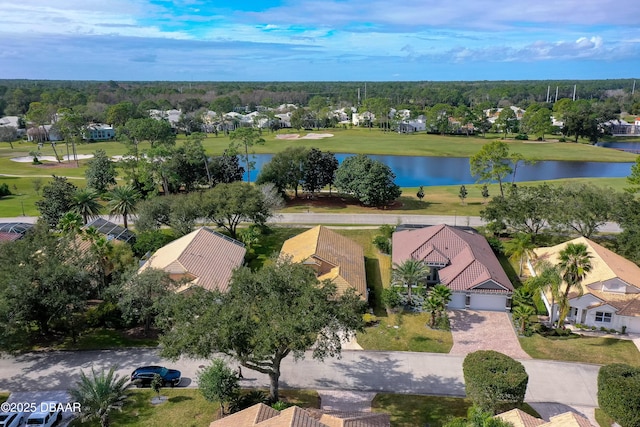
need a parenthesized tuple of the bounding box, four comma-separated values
(533, 237, 640, 317)
(495, 409, 545, 427)
(139, 227, 246, 293)
(279, 226, 367, 299)
(495, 410, 593, 427)
(393, 224, 512, 293)
(210, 404, 390, 427)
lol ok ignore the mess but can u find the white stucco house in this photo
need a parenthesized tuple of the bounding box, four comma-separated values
(530, 237, 640, 333)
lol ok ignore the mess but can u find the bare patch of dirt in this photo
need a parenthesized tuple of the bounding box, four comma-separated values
(123, 326, 160, 340)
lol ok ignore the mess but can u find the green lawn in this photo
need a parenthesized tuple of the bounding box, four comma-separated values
(371, 394, 540, 427)
(519, 334, 640, 366)
(0, 393, 9, 404)
(0, 129, 636, 218)
(70, 388, 319, 427)
(594, 408, 614, 427)
(357, 312, 453, 353)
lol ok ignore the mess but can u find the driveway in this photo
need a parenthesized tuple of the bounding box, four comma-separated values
(448, 310, 531, 359)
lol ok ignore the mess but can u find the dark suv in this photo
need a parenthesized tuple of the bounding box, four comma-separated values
(130, 366, 181, 387)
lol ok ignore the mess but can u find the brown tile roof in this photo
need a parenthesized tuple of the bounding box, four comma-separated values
(541, 412, 593, 427)
(210, 405, 390, 427)
(139, 227, 246, 293)
(0, 232, 22, 242)
(533, 237, 640, 317)
(495, 409, 545, 427)
(392, 224, 513, 293)
(279, 226, 367, 300)
(210, 403, 280, 427)
(495, 410, 594, 427)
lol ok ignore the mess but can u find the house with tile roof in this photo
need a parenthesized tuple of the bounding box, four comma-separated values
(530, 236, 640, 333)
(279, 226, 367, 301)
(138, 227, 246, 293)
(496, 408, 593, 427)
(392, 224, 513, 311)
(209, 403, 390, 427)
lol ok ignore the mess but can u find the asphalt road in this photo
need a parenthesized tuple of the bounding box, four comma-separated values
(0, 213, 624, 233)
(0, 348, 600, 408)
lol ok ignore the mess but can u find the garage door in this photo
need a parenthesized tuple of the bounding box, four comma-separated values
(470, 294, 506, 311)
(448, 292, 466, 309)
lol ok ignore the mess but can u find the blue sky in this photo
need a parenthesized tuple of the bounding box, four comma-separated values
(1, 0, 639, 81)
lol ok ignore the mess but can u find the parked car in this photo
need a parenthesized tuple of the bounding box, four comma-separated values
(130, 365, 181, 387)
(0, 411, 24, 427)
(25, 402, 62, 426)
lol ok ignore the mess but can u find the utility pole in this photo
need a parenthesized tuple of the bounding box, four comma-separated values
(633, 80, 636, 95)
(572, 85, 576, 101)
(555, 86, 559, 103)
(546, 86, 550, 103)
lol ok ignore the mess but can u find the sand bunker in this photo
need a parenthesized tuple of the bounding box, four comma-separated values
(11, 154, 94, 163)
(276, 133, 334, 140)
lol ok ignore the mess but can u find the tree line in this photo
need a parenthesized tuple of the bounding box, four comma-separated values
(2, 79, 639, 118)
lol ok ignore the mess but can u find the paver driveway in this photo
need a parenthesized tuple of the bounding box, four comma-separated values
(448, 310, 531, 359)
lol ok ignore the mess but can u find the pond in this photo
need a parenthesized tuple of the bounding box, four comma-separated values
(245, 153, 635, 187)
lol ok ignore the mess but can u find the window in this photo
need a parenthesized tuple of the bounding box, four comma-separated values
(595, 311, 612, 323)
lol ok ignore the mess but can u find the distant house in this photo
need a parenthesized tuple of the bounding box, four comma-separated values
(352, 111, 375, 126)
(279, 225, 368, 300)
(393, 224, 514, 311)
(26, 125, 62, 142)
(530, 237, 640, 333)
(149, 109, 182, 125)
(496, 409, 593, 427)
(84, 124, 115, 141)
(139, 227, 246, 293)
(209, 403, 390, 427)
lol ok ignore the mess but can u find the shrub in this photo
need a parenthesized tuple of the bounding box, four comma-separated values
(559, 137, 567, 142)
(463, 350, 529, 414)
(486, 236, 504, 254)
(229, 390, 268, 412)
(600, 326, 608, 332)
(514, 134, 529, 140)
(591, 326, 597, 330)
(372, 235, 391, 254)
(0, 183, 11, 198)
(598, 364, 640, 427)
(85, 301, 124, 329)
(381, 287, 402, 312)
(609, 328, 617, 334)
(363, 313, 378, 326)
(378, 224, 396, 239)
(271, 401, 292, 411)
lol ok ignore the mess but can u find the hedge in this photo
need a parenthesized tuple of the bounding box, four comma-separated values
(598, 364, 640, 427)
(463, 350, 529, 414)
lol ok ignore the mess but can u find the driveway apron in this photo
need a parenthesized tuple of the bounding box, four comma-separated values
(448, 310, 531, 359)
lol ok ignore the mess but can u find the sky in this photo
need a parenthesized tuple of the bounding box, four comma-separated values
(1, 0, 639, 81)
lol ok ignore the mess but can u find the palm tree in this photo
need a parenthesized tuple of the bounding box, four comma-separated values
(430, 283, 453, 325)
(83, 227, 115, 293)
(557, 243, 593, 325)
(73, 188, 102, 225)
(68, 366, 129, 427)
(107, 185, 140, 229)
(512, 304, 536, 335)
(503, 233, 536, 277)
(526, 260, 562, 327)
(58, 211, 84, 235)
(392, 259, 431, 304)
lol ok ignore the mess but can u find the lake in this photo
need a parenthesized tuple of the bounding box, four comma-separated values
(245, 153, 635, 187)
